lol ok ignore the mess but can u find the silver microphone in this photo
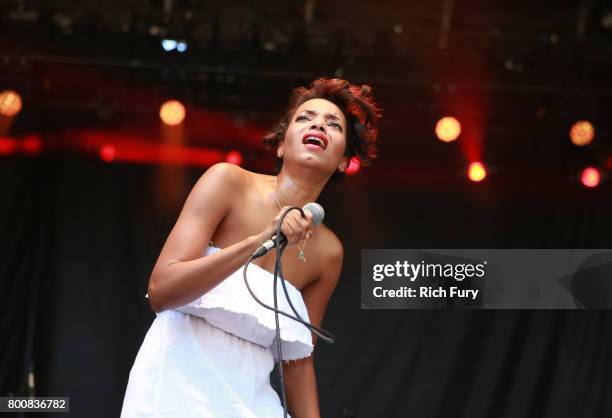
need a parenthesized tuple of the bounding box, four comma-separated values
(251, 202, 324, 259)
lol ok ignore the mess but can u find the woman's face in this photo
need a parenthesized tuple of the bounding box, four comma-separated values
(279, 98, 349, 176)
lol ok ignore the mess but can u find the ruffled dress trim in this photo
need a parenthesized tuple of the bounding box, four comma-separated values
(173, 246, 313, 361)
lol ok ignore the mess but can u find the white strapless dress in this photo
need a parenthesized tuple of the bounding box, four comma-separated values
(121, 246, 313, 418)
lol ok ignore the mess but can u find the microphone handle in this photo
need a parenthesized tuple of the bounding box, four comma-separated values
(251, 234, 287, 258)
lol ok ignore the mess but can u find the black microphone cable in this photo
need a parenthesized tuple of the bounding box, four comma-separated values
(242, 206, 336, 418)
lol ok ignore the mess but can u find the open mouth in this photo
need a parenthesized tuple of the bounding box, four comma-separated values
(302, 133, 328, 150)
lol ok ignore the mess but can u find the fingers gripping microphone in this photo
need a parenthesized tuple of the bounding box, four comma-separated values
(251, 202, 324, 259)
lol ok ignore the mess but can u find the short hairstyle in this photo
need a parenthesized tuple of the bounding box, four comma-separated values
(262, 78, 382, 183)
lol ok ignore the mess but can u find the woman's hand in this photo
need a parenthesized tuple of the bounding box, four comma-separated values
(255, 206, 314, 247)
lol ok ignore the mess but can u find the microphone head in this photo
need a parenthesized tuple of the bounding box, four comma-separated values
(303, 202, 325, 226)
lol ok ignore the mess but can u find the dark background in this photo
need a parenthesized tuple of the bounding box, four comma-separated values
(2, 0, 612, 417)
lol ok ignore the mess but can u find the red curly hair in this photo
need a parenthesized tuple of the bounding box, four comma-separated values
(262, 78, 382, 182)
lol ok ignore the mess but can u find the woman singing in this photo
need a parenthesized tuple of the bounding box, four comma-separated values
(121, 78, 381, 417)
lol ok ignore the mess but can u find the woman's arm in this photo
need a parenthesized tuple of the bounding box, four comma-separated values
(147, 163, 262, 312)
(283, 235, 344, 418)
(147, 162, 312, 313)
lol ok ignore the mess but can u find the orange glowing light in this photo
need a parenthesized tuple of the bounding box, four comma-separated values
(159, 100, 186, 126)
(580, 167, 600, 188)
(0, 90, 23, 117)
(435, 116, 461, 142)
(467, 161, 487, 182)
(570, 120, 595, 146)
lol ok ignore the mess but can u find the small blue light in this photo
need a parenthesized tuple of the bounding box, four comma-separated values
(161, 39, 177, 51)
(177, 41, 188, 52)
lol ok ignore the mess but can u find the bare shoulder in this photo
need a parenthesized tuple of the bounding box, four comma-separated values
(316, 224, 344, 268)
(198, 162, 249, 187)
(183, 162, 251, 215)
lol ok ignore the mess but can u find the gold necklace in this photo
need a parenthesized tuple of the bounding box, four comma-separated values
(273, 184, 308, 263)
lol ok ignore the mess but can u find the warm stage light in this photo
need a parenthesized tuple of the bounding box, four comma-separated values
(160, 100, 186, 126)
(0, 90, 23, 117)
(467, 161, 487, 182)
(21, 135, 42, 155)
(225, 150, 243, 165)
(345, 157, 360, 175)
(435, 116, 461, 142)
(570, 120, 595, 146)
(580, 167, 600, 188)
(0, 137, 17, 155)
(100, 144, 116, 162)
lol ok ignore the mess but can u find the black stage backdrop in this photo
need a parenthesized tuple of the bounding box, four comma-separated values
(2, 154, 612, 418)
